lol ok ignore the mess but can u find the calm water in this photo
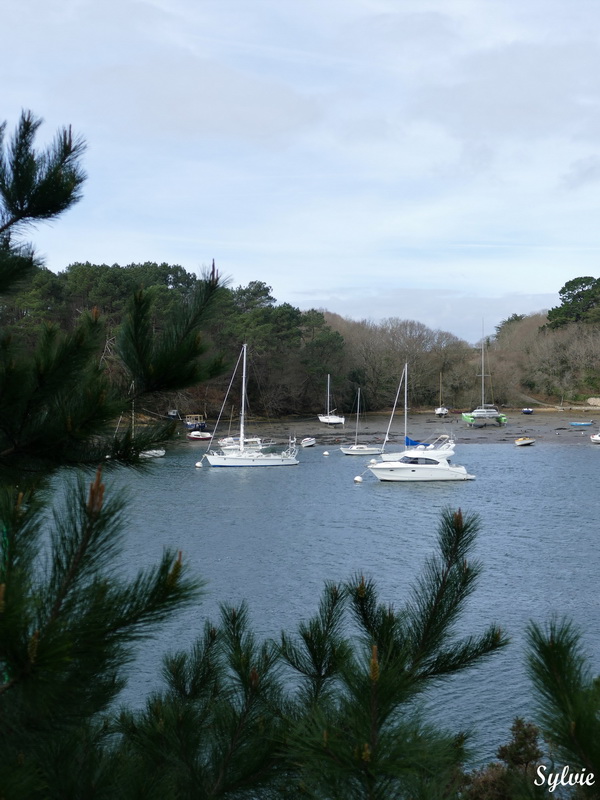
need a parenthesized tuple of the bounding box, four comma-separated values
(108, 435, 600, 763)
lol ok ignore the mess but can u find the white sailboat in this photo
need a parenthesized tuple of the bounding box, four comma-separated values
(368, 364, 474, 482)
(435, 373, 448, 417)
(340, 387, 383, 455)
(318, 374, 345, 425)
(204, 344, 299, 467)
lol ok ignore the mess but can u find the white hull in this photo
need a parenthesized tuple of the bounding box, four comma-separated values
(340, 444, 383, 456)
(590, 433, 600, 444)
(368, 461, 474, 481)
(140, 448, 166, 458)
(435, 406, 448, 417)
(301, 437, 316, 447)
(514, 437, 535, 447)
(318, 414, 345, 425)
(205, 451, 298, 467)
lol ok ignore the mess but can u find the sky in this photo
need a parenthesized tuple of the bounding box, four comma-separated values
(4, 0, 600, 344)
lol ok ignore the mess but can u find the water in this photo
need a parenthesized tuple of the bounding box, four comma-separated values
(107, 437, 600, 763)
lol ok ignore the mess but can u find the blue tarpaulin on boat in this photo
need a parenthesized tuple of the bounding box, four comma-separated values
(405, 436, 426, 447)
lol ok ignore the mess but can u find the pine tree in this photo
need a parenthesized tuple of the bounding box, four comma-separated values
(0, 111, 225, 797)
(527, 617, 600, 795)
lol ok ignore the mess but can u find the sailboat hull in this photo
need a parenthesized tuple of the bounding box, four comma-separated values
(205, 452, 298, 467)
(339, 444, 383, 455)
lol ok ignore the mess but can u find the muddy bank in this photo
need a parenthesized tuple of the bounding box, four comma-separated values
(244, 408, 600, 446)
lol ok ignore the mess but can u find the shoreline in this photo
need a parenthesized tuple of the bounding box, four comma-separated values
(235, 408, 600, 446)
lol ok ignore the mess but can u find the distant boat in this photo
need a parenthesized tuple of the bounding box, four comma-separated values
(462, 334, 507, 427)
(318, 374, 345, 425)
(301, 437, 316, 448)
(435, 372, 448, 417)
(340, 388, 383, 455)
(514, 437, 535, 447)
(590, 432, 600, 444)
(522, 408, 534, 415)
(570, 421, 593, 427)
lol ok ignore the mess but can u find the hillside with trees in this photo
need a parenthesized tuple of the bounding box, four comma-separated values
(6, 255, 600, 414)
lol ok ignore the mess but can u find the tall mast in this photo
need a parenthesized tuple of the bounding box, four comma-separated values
(404, 362, 408, 443)
(240, 343, 247, 453)
(326, 374, 331, 416)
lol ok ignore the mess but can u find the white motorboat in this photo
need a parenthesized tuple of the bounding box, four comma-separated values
(203, 344, 299, 468)
(368, 450, 475, 482)
(301, 437, 316, 448)
(318, 374, 345, 425)
(340, 388, 383, 456)
(590, 432, 600, 444)
(514, 437, 535, 447)
(368, 363, 474, 482)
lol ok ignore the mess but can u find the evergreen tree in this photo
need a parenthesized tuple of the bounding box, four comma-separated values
(527, 617, 600, 793)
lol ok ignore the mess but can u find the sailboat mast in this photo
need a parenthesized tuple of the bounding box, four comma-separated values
(481, 337, 486, 407)
(404, 362, 408, 444)
(354, 387, 361, 446)
(383, 364, 406, 450)
(326, 374, 331, 416)
(240, 343, 247, 453)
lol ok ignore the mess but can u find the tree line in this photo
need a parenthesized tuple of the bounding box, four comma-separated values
(1, 110, 599, 798)
(4, 260, 600, 419)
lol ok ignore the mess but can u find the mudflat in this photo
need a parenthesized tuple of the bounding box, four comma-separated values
(248, 408, 600, 446)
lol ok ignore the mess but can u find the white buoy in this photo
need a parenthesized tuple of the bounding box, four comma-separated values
(354, 475, 363, 483)
(195, 461, 203, 468)
(323, 451, 330, 456)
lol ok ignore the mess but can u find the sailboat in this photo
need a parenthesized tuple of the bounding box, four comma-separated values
(368, 364, 474, 482)
(204, 344, 299, 467)
(318, 374, 345, 425)
(340, 388, 383, 455)
(461, 336, 507, 427)
(435, 373, 448, 417)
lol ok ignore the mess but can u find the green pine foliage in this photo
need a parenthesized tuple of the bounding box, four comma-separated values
(527, 618, 600, 786)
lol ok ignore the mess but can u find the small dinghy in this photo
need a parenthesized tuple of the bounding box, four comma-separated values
(514, 437, 535, 447)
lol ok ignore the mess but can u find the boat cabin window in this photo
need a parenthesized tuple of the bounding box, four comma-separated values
(399, 456, 440, 465)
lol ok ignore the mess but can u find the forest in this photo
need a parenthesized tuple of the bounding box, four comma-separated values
(2, 258, 600, 419)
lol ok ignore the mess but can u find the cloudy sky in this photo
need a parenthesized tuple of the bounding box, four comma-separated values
(4, 0, 600, 342)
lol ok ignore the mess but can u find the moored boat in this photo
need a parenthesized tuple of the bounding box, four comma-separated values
(514, 437, 535, 446)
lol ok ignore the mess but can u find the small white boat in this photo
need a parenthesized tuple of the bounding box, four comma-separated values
(140, 448, 166, 458)
(301, 437, 316, 448)
(187, 430, 212, 441)
(590, 432, 600, 444)
(514, 437, 535, 447)
(340, 388, 383, 456)
(435, 373, 448, 417)
(522, 408, 534, 415)
(318, 374, 345, 425)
